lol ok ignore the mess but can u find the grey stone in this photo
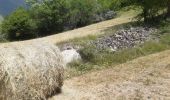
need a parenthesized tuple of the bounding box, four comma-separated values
(91, 27, 157, 52)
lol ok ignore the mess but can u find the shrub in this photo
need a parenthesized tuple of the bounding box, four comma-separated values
(68, 0, 99, 27)
(117, 0, 169, 22)
(29, 0, 70, 36)
(79, 45, 98, 63)
(1, 8, 37, 41)
(0, 0, 119, 40)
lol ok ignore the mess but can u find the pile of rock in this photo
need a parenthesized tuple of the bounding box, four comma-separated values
(59, 27, 157, 64)
(91, 27, 157, 52)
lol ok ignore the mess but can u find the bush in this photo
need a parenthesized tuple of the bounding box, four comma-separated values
(29, 0, 70, 36)
(1, 8, 37, 40)
(68, 0, 99, 27)
(121, 0, 169, 22)
(97, 0, 115, 12)
(79, 45, 98, 63)
(0, 0, 119, 41)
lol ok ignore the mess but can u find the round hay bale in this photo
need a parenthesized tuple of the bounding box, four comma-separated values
(0, 42, 64, 100)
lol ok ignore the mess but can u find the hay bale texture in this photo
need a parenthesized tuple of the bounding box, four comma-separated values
(0, 42, 64, 100)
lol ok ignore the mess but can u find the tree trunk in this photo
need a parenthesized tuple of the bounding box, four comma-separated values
(143, 8, 149, 23)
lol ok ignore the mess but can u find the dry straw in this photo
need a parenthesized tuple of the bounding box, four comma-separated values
(0, 42, 65, 100)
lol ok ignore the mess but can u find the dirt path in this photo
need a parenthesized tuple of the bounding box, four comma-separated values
(50, 50, 170, 100)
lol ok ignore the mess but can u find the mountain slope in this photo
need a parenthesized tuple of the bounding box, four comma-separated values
(0, 0, 26, 16)
(50, 50, 170, 100)
(1, 10, 135, 45)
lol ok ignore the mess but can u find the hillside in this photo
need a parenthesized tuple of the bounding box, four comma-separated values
(0, 7, 169, 99)
(0, 0, 169, 99)
(0, 0, 26, 16)
(50, 50, 170, 100)
(1, 10, 135, 45)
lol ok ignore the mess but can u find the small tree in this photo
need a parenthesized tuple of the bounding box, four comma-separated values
(27, 0, 70, 36)
(69, 0, 99, 27)
(1, 8, 37, 40)
(97, 0, 114, 12)
(118, 0, 169, 22)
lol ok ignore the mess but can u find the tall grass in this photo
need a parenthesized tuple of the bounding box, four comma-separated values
(70, 40, 169, 74)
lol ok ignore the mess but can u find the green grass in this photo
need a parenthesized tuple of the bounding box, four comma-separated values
(159, 21, 170, 34)
(69, 40, 169, 74)
(63, 21, 170, 77)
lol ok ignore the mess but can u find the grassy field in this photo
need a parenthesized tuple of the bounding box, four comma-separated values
(0, 9, 137, 45)
(51, 48, 170, 100)
(51, 18, 170, 100)
(60, 21, 170, 77)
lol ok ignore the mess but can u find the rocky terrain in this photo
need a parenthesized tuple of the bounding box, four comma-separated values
(60, 27, 157, 52)
(59, 26, 158, 66)
(91, 27, 157, 52)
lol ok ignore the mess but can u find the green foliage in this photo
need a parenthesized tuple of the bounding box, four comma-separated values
(70, 40, 170, 73)
(68, 0, 99, 27)
(160, 33, 170, 45)
(68, 23, 170, 73)
(118, 0, 169, 22)
(28, 0, 70, 35)
(1, 8, 37, 40)
(97, 0, 115, 12)
(159, 21, 170, 34)
(140, 41, 168, 54)
(1, 0, 121, 40)
(79, 45, 99, 63)
(26, 0, 103, 35)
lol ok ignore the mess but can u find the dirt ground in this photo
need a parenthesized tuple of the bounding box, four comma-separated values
(50, 50, 170, 100)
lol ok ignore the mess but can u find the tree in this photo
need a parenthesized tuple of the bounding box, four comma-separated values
(69, 0, 99, 27)
(97, 0, 114, 12)
(1, 8, 37, 40)
(26, 0, 70, 36)
(119, 0, 169, 22)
